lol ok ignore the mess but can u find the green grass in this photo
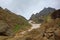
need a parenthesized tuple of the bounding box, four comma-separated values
(13, 24, 21, 32)
(13, 24, 31, 33)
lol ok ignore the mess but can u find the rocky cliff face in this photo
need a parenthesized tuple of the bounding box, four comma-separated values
(30, 7, 56, 23)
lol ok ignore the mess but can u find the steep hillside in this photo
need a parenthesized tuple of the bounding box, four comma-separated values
(30, 7, 56, 23)
(0, 7, 31, 36)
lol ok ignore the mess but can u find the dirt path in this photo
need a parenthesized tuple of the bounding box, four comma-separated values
(28, 23, 41, 31)
(21, 21, 41, 34)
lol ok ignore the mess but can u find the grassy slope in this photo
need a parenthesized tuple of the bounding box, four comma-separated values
(0, 8, 31, 35)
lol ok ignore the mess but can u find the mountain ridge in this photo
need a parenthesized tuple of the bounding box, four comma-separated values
(30, 7, 56, 23)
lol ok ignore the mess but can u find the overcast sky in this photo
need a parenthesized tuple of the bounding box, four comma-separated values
(0, 0, 60, 19)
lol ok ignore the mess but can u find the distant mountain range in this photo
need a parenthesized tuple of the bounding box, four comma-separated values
(30, 7, 56, 23)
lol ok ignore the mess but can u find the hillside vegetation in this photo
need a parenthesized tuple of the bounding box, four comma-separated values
(0, 7, 31, 36)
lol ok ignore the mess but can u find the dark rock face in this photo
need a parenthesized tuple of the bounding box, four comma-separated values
(51, 9, 60, 19)
(0, 20, 10, 36)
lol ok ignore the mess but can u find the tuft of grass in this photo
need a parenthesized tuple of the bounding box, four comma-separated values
(13, 24, 21, 32)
